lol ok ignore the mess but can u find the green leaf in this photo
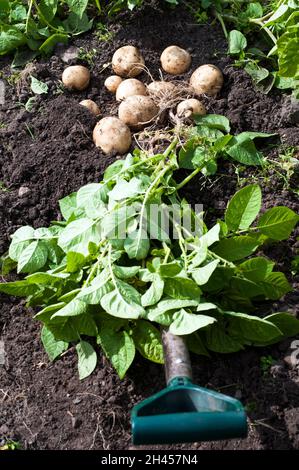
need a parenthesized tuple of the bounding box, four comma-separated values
(76, 340, 97, 380)
(109, 177, 146, 201)
(244, 62, 269, 84)
(194, 114, 230, 132)
(77, 183, 108, 218)
(17, 240, 48, 273)
(186, 333, 210, 356)
(0, 26, 26, 55)
(26, 271, 69, 284)
(78, 272, 113, 304)
(113, 265, 140, 279)
(237, 257, 274, 282)
(101, 279, 145, 319)
(0, 280, 38, 297)
(169, 309, 216, 335)
(66, 251, 86, 273)
(39, 33, 68, 54)
(101, 206, 136, 240)
(39, 0, 58, 22)
(141, 274, 164, 307)
(147, 299, 199, 324)
(257, 206, 299, 240)
(228, 30, 247, 54)
(9, 226, 35, 261)
(124, 229, 150, 260)
(261, 272, 291, 300)
(47, 313, 97, 342)
(66, 0, 88, 18)
(205, 323, 244, 353)
(200, 224, 220, 247)
(226, 139, 264, 166)
(225, 184, 262, 231)
(194, 114, 230, 133)
(158, 261, 182, 278)
(59, 192, 77, 220)
(41, 325, 68, 361)
(230, 276, 264, 298)
(191, 260, 219, 285)
(164, 277, 201, 300)
(264, 312, 299, 337)
(10, 5, 28, 21)
(225, 311, 283, 343)
(51, 298, 87, 318)
(197, 302, 217, 312)
(97, 328, 135, 379)
(30, 76, 48, 94)
(58, 218, 101, 256)
(133, 320, 164, 364)
(103, 160, 125, 181)
(264, 4, 289, 26)
(213, 236, 260, 261)
(63, 12, 93, 35)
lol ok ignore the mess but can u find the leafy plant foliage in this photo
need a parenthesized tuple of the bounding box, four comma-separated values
(1, 124, 298, 379)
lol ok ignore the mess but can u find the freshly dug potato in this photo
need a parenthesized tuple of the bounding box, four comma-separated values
(112, 46, 145, 78)
(160, 46, 191, 75)
(93, 117, 131, 154)
(177, 98, 206, 119)
(62, 65, 90, 91)
(116, 78, 147, 101)
(104, 75, 123, 93)
(79, 99, 101, 116)
(118, 95, 159, 129)
(190, 64, 223, 96)
(147, 80, 176, 95)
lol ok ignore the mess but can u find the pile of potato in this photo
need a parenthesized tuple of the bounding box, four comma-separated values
(61, 45, 223, 155)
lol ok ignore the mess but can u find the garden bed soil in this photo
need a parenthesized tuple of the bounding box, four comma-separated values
(0, 2, 299, 450)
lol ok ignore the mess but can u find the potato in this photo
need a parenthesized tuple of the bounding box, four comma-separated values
(147, 80, 176, 95)
(118, 95, 159, 129)
(62, 65, 90, 91)
(160, 46, 191, 75)
(116, 78, 147, 101)
(177, 98, 206, 119)
(190, 64, 223, 96)
(104, 75, 123, 93)
(93, 117, 131, 155)
(112, 45, 145, 78)
(79, 99, 101, 116)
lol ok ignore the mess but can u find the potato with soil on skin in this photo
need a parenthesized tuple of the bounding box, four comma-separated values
(112, 45, 145, 78)
(62, 65, 90, 91)
(93, 117, 131, 154)
(118, 95, 159, 130)
(104, 75, 123, 93)
(79, 99, 101, 116)
(177, 98, 206, 119)
(160, 46, 191, 75)
(116, 78, 147, 101)
(147, 80, 176, 96)
(190, 64, 223, 96)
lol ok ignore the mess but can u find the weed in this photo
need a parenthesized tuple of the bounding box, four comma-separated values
(78, 48, 98, 67)
(0, 181, 9, 192)
(0, 439, 21, 451)
(95, 23, 115, 42)
(260, 355, 275, 376)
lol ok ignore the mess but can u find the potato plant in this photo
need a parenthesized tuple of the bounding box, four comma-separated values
(1, 118, 298, 380)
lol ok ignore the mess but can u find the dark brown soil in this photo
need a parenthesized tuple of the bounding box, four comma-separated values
(0, 3, 298, 450)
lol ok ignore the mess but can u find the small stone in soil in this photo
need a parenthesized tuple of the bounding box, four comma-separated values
(71, 416, 81, 429)
(56, 45, 79, 63)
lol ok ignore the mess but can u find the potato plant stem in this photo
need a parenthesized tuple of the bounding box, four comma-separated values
(214, 10, 228, 40)
(176, 167, 202, 191)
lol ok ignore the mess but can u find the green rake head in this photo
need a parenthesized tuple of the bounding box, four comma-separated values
(131, 331, 247, 445)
